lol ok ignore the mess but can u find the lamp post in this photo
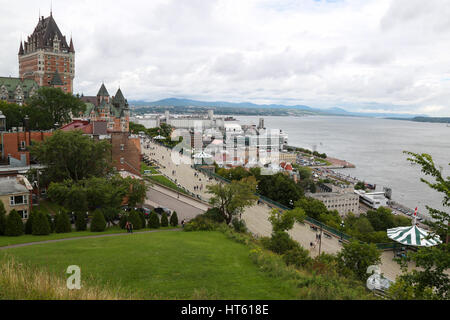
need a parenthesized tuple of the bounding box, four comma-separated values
(318, 223, 323, 256)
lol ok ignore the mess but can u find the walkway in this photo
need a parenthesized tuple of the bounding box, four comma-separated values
(0, 229, 182, 251)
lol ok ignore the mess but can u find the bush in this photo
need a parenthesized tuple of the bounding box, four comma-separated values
(75, 212, 87, 231)
(263, 231, 299, 255)
(231, 218, 247, 233)
(160, 213, 169, 227)
(170, 211, 179, 227)
(184, 215, 218, 232)
(128, 211, 142, 230)
(204, 207, 225, 223)
(119, 213, 128, 229)
(90, 210, 106, 232)
(0, 201, 6, 235)
(25, 211, 37, 235)
(32, 212, 51, 236)
(283, 246, 312, 269)
(148, 212, 160, 229)
(5, 210, 24, 236)
(139, 211, 146, 229)
(54, 212, 72, 233)
(47, 214, 55, 233)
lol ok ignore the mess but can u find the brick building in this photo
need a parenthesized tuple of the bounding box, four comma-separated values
(18, 12, 75, 93)
(81, 84, 130, 133)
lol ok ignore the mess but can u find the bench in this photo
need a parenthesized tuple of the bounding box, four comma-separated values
(324, 233, 332, 239)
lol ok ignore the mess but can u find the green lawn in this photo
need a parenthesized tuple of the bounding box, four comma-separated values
(0, 231, 299, 299)
(0, 226, 178, 248)
(141, 162, 159, 175)
(146, 175, 189, 195)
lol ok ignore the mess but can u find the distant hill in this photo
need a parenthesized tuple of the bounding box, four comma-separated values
(129, 98, 426, 118)
(388, 116, 450, 123)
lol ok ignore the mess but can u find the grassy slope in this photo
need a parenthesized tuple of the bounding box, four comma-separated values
(0, 227, 178, 248)
(0, 231, 299, 300)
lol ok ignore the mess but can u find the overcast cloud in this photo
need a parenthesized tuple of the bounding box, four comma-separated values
(1, 0, 450, 116)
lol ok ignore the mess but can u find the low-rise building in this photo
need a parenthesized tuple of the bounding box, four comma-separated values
(0, 175, 33, 219)
(308, 192, 360, 216)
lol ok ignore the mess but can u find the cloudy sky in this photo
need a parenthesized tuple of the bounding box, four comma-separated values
(1, 0, 450, 116)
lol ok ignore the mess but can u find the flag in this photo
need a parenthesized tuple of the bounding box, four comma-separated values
(414, 207, 418, 216)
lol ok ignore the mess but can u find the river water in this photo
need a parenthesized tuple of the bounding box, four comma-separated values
(235, 115, 450, 218)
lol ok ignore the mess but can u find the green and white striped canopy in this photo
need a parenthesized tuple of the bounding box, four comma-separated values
(387, 226, 442, 247)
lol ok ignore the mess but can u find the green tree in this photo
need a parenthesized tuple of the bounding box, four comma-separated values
(32, 211, 51, 235)
(54, 212, 72, 233)
(295, 197, 328, 220)
(29, 130, 112, 183)
(258, 173, 302, 206)
(75, 211, 87, 231)
(25, 211, 37, 234)
(128, 211, 142, 230)
(0, 201, 6, 235)
(160, 212, 169, 227)
(387, 152, 450, 300)
(337, 241, 381, 281)
(125, 178, 148, 208)
(90, 210, 107, 232)
(170, 211, 179, 227)
(207, 176, 258, 224)
(5, 210, 24, 236)
(25, 87, 86, 130)
(148, 212, 160, 229)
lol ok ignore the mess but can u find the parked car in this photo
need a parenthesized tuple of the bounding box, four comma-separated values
(134, 207, 152, 216)
(154, 207, 172, 216)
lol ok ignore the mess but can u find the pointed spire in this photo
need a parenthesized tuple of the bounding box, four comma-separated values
(19, 41, 24, 55)
(97, 83, 109, 97)
(69, 37, 75, 53)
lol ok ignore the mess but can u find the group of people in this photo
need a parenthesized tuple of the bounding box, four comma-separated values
(310, 233, 322, 250)
(193, 185, 203, 191)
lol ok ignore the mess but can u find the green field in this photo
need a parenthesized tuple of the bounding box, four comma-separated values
(0, 231, 299, 299)
(0, 227, 178, 248)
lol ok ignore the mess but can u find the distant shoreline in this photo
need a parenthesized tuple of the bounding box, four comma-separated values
(387, 116, 450, 124)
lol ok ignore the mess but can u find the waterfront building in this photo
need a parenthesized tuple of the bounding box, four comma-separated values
(308, 192, 360, 216)
(18, 12, 75, 93)
(354, 190, 389, 209)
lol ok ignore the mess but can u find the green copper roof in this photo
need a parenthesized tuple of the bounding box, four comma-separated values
(0, 77, 39, 100)
(97, 83, 109, 97)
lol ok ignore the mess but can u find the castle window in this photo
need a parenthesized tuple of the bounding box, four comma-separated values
(120, 144, 124, 151)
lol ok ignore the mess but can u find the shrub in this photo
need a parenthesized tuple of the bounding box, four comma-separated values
(139, 211, 146, 228)
(0, 201, 6, 235)
(263, 231, 299, 255)
(160, 213, 169, 227)
(75, 211, 87, 231)
(54, 212, 72, 233)
(25, 211, 37, 235)
(47, 214, 55, 233)
(119, 213, 128, 229)
(204, 207, 225, 223)
(32, 211, 51, 235)
(283, 246, 312, 269)
(128, 211, 142, 230)
(5, 210, 24, 236)
(231, 218, 247, 233)
(148, 212, 160, 229)
(90, 210, 106, 232)
(184, 215, 218, 232)
(170, 211, 179, 227)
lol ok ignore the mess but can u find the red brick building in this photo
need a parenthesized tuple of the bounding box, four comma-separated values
(18, 12, 75, 93)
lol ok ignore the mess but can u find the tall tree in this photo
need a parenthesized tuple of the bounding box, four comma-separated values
(29, 130, 112, 183)
(207, 176, 258, 224)
(388, 152, 450, 300)
(25, 87, 86, 130)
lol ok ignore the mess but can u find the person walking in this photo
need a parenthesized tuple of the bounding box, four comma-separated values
(181, 219, 185, 228)
(125, 221, 130, 233)
(129, 222, 134, 234)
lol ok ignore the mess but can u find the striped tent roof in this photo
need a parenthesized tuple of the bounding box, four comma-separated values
(387, 226, 442, 247)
